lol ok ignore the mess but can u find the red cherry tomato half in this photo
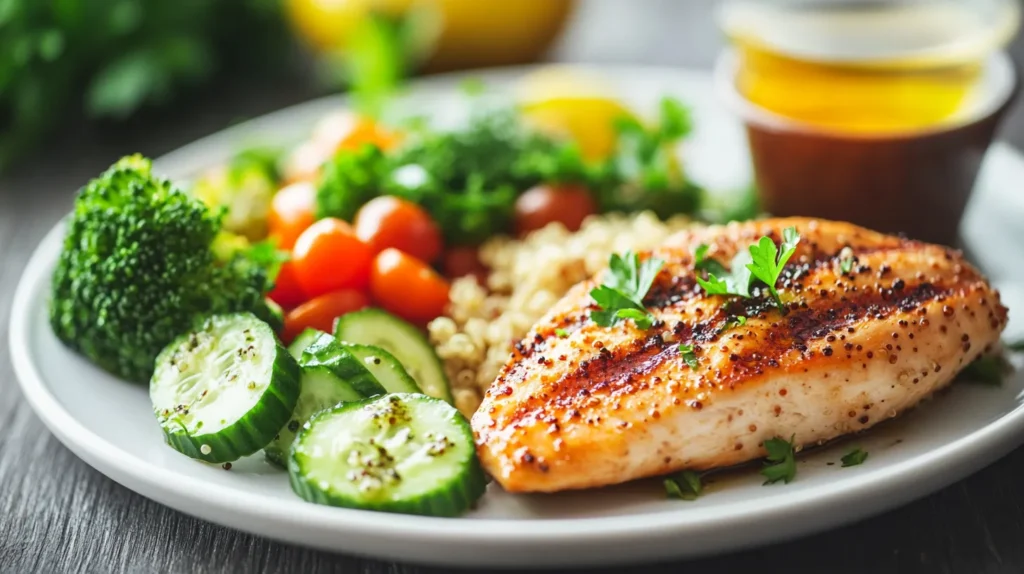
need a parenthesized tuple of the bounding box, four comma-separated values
(370, 248, 450, 324)
(292, 218, 374, 297)
(514, 183, 597, 236)
(268, 181, 317, 250)
(267, 260, 306, 309)
(442, 245, 488, 285)
(354, 196, 443, 262)
(282, 289, 369, 344)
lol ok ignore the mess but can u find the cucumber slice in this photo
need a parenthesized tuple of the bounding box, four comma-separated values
(260, 299, 285, 334)
(302, 333, 387, 398)
(334, 309, 452, 403)
(150, 313, 299, 464)
(288, 328, 327, 361)
(289, 393, 486, 516)
(342, 343, 422, 394)
(263, 364, 363, 467)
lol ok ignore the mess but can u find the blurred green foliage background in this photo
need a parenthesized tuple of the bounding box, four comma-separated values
(0, 0, 287, 171)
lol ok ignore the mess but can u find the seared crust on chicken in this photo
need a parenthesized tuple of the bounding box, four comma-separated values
(471, 218, 1008, 493)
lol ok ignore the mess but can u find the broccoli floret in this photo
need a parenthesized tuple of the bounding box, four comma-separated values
(49, 155, 273, 383)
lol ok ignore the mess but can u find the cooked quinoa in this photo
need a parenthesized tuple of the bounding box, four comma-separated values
(428, 211, 694, 416)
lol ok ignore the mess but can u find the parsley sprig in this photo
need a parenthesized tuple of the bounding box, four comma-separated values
(840, 256, 855, 274)
(590, 251, 665, 329)
(664, 470, 703, 501)
(841, 448, 868, 467)
(695, 227, 800, 311)
(678, 344, 698, 368)
(761, 435, 797, 485)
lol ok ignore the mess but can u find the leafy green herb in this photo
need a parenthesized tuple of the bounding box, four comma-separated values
(747, 227, 800, 309)
(694, 244, 728, 277)
(841, 448, 868, 467)
(592, 96, 703, 218)
(337, 8, 438, 118)
(316, 144, 389, 221)
(319, 95, 709, 245)
(614, 308, 655, 329)
(0, 0, 287, 172)
(590, 251, 664, 329)
(840, 257, 855, 274)
(384, 108, 552, 245)
(554, 328, 568, 338)
(664, 470, 703, 501)
(679, 344, 698, 368)
(761, 435, 797, 485)
(241, 240, 290, 284)
(957, 355, 1010, 386)
(695, 228, 800, 312)
(696, 249, 753, 299)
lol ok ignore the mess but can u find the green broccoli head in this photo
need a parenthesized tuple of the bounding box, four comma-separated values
(49, 155, 272, 383)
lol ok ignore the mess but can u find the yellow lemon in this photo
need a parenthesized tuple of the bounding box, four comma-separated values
(517, 66, 636, 160)
(286, 0, 575, 70)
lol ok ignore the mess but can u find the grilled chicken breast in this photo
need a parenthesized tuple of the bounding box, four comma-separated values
(472, 218, 1008, 493)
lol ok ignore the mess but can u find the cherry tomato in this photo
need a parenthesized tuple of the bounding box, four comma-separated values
(267, 260, 306, 309)
(313, 111, 401, 154)
(282, 113, 400, 184)
(354, 196, 443, 262)
(442, 246, 488, 285)
(268, 182, 316, 250)
(282, 290, 369, 344)
(513, 183, 597, 236)
(370, 248, 450, 324)
(292, 218, 374, 297)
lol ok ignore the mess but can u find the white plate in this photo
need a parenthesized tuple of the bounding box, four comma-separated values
(11, 66, 1024, 568)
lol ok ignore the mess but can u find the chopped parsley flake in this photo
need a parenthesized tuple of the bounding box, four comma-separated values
(554, 328, 568, 338)
(761, 435, 797, 485)
(679, 343, 698, 368)
(664, 470, 703, 501)
(840, 257, 854, 274)
(721, 315, 747, 333)
(841, 448, 868, 467)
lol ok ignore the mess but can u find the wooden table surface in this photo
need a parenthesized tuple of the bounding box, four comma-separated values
(4, 2, 1024, 572)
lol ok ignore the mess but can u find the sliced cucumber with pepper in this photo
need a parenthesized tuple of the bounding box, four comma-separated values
(342, 343, 421, 395)
(263, 364, 363, 467)
(302, 333, 387, 398)
(334, 309, 452, 403)
(150, 313, 300, 464)
(289, 393, 486, 516)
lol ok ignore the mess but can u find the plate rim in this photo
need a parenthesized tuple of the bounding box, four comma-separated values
(11, 64, 1024, 565)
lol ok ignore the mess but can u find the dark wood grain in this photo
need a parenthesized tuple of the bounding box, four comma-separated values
(4, 1, 1024, 572)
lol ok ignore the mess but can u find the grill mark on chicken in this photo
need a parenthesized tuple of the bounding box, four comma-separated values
(641, 238, 948, 312)
(504, 279, 956, 423)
